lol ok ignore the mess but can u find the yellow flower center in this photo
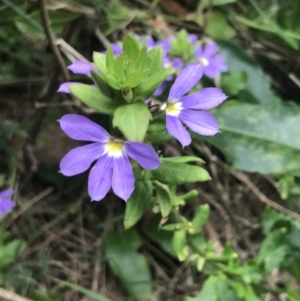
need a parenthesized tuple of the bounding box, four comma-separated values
(166, 102, 182, 116)
(199, 57, 209, 67)
(106, 140, 124, 158)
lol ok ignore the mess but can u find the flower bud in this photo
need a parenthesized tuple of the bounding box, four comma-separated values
(122, 86, 133, 103)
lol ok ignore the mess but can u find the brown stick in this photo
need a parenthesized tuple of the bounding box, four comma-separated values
(39, 0, 69, 81)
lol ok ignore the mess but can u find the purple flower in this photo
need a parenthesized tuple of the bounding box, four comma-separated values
(58, 61, 97, 94)
(188, 34, 198, 44)
(111, 43, 122, 56)
(68, 61, 97, 75)
(59, 114, 161, 201)
(161, 63, 227, 147)
(154, 56, 184, 96)
(195, 43, 227, 78)
(0, 189, 15, 218)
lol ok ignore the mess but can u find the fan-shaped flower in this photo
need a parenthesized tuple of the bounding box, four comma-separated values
(161, 63, 227, 147)
(195, 43, 227, 78)
(59, 114, 161, 201)
(0, 189, 15, 219)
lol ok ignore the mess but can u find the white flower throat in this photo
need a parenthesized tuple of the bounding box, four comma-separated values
(161, 102, 182, 117)
(199, 57, 209, 66)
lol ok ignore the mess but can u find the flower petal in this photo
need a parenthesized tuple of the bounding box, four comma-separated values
(180, 88, 227, 110)
(59, 114, 110, 142)
(210, 56, 228, 72)
(57, 82, 74, 93)
(67, 61, 97, 75)
(195, 46, 203, 59)
(188, 34, 198, 44)
(125, 142, 161, 170)
(203, 43, 219, 59)
(59, 143, 103, 176)
(111, 43, 122, 56)
(0, 189, 14, 198)
(154, 81, 167, 96)
(0, 199, 15, 218)
(166, 115, 191, 147)
(156, 39, 171, 53)
(172, 58, 184, 69)
(88, 154, 113, 201)
(180, 110, 219, 136)
(112, 155, 134, 201)
(169, 63, 203, 101)
(147, 36, 155, 49)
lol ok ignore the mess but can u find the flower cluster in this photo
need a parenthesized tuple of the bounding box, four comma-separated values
(0, 189, 15, 219)
(57, 32, 228, 202)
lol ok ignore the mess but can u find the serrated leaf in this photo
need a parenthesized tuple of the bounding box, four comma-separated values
(113, 101, 151, 141)
(124, 180, 153, 229)
(152, 162, 211, 185)
(70, 84, 116, 114)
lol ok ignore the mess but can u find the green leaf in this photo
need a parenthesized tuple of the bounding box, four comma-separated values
(199, 0, 237, 9)
(103, 1, 129, 34)
(248, 0, 298, 50)
(113, 54, 127, 82)
(162, 156, 205, 164)
(152, 162, 211, 185)
(142, 215, 175, 256)
(69, 84, 117, 114)
(143, 47, 163, 78)
(113, 102, 151, 141)
(135, 68, 175, 100)
(124, 72, 143, 88)
(91, 71, 113, 97)
(60, 281, 113, 301)
(206, 11, 236, 40)
(185, 276, 218, 301)
(155, 182, 172, 218)
(93, 52, 107, 73)
(172, 229, 188, 261)
(221, 71, 248, 96)
(192, 205, 210, 231)
(104, 230, 153, 300)
(258, 228, 288, 273)
(106, 46, 115, 72)
(217, 40, 275, 104)
(205, 101, 300, 174)
(123, 35, 140, 61)
(134, 45, 147, 71)
(124, 180, 153, 229)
